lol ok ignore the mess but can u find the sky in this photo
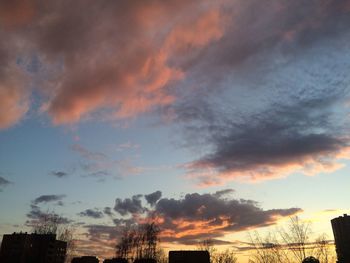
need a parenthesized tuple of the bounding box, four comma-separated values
(1, 0, 350, 261)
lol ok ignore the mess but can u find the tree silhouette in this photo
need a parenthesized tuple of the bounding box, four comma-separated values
(31, 211, 76, 263)
(116, 222, 160, 261)
(248, 216, 335, 263)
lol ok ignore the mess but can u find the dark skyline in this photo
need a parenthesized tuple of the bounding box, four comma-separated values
(1, 0, 350, 261)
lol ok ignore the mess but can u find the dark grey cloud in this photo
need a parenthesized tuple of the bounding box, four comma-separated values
(79, 209, 104, 219)
(114, 195, 146, 216)
(26, 204, 44, 220)
(50, 171, 68, 178)
(177, 0, 350, 82)
(103, 207, 114, 216)
(213, 189, 234, 198)
(112, 218, 138, 228)
(85, 224, 120, 240)
(182, 85, 350, 184)
(33, 194, 66, 205)
(145, 191, 162, 206)
(0, 176, 11, 190)
(154, 192, 301, 244)
(99, 191, 301, 245)
(26, 204, 72, 225)
(156, 192, 300, 228)
(232, 239, 335, 253)
(174, 13, 350, 184)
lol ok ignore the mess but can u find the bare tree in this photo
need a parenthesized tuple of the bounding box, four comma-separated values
(142, 223, 160, 259)
(248, 216, 337, 263)
(58, 226, 77, 263)
(248, 231, 290, 263)
(197, 238, 217, 258)
(31, 211, 75, 263)
(278, 216, 312, 262)
(198, 239, 238, 263)
(32, 212, 60, 235)
(213, 249, 238, 263)
(116, 227, 136, 260)
(313, 234, 336, 263)
(116, 222, 160, 261)
(155, 248, 167, 263)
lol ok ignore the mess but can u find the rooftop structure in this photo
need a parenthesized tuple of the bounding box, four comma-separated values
(0, 232, 67, 263)
(331, 214, 350, 263)
(169, 250, 210, 263)
(71, 256, 99, 263)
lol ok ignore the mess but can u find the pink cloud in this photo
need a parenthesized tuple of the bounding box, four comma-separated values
(0, 72, 29, 129)
(186, 147, 350, 186)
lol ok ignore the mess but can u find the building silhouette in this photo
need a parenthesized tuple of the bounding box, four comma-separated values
(103, 258, 127, 263)
(0, 232, 66, 263)
(169, 250, 210, 263)
(302, 256, 320, 263)
(331, 214, 350, 263)
(71, 256, 99, 263)
(133, 259, 156, 263)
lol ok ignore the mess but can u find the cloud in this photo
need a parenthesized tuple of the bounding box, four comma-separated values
(182, 86, 350, 184)
(0, 0, 227, 128)
(71, 144, 107, 162)
(213, 189, 234, 198)
(79, 209, 104, 219)
(33, 194, 66, 204)
(1, 0, 350, 186)
(154, 192, 301, 244)
(50, 171, 68, 178)
(89, 190, 301, 246)
(0, 85, 29, 130)
(72, 190, 301, 253)
(0, 0, 36, 28)
(145, 191, 162, 206)
(116, 142, 140, 151)
(0, 176, 12, 188)
(71, 143, 143, 181)
(26, 204, 72, 225)
(80, 224, 120, 259)
(0, 2, 30, 130)
(103, 207, 114, 217)
(114, 195, 146, 216)
(172, 1, 350, 184)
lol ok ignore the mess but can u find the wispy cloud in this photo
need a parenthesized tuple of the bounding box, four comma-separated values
(50, 171, 69, 178)
(79, 209, 104, 219)
(71, 143, 144, 181)
(26, 204, 72, 225)
(71, 144, 107, 162)
(33, 194, 66, 205)
(0, 176, 12, 188)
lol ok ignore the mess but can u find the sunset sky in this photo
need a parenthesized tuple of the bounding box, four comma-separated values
(1, 0, 350, 261)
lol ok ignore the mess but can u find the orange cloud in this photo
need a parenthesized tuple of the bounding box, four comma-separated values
(0, 78, 29, 130)
(42, 5, 226, 125)
(164, 9, 225, 54)
(187, 146, 350, 186)
(0, 0, 35, 28)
